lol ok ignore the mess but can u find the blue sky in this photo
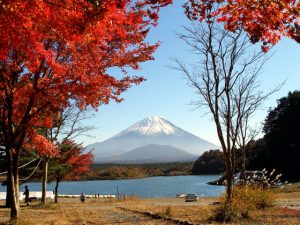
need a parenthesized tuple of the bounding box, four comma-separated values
(77, 0, 300, 146)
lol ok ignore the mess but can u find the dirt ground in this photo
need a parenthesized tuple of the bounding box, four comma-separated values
(0, 183, 299, 225)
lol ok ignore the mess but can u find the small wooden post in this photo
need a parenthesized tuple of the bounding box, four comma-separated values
(117, 186, 119, 202)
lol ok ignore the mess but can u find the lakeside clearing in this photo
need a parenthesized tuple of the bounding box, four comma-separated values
(0, 183, 299, 225)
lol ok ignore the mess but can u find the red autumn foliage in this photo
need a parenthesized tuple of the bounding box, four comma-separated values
(49, 140, 93, 203)
(0, 0, 172, 218)
(184, 0, 300, 51)
(29, 130, 59, 157)
(54, 140, 94, 181)
(0, 0, 172, 156)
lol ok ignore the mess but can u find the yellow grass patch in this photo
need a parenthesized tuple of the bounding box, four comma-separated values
(0, 190, 299, 225)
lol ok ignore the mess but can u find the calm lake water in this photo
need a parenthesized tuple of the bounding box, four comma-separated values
(0, 175, 224, 198)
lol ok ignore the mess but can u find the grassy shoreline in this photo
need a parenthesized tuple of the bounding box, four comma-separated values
(0, 183, 299, 224)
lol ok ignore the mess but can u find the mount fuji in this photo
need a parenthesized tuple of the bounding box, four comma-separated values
(86, 116, 219, 163)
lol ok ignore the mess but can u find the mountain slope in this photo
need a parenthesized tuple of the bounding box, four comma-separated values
(103, 144, 198, 163)
(86, 116, 219, 162)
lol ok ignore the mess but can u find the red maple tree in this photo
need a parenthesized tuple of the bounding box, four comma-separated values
(0, 0, 172, 222)
(48, 140, 93, 203)
(184, 0, 300, 51)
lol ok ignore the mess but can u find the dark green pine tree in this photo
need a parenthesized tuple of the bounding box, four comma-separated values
(263, 90, 300, 181)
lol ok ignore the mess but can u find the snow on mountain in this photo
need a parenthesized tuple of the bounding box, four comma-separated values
(86, 116, 220, 163)
(115, 116, 178, 136)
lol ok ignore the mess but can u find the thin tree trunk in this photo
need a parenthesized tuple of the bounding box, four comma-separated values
(224, 149, 236, 205)
(54, 177, 59, 203)
(225, 163, 234, 205)
(41, 157, 50, 204)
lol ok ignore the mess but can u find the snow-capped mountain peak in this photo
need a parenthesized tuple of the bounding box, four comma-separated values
(85, 116, 220, 162)
(117, 116, 178, 136)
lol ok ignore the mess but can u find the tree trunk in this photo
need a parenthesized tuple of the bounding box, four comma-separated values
(41, 157, 50, 204)
(224, 150, 236, 206)
(13, 156, 20, 207)
(54, 177, 59, 203)
(5, 174, 12, 208)
(7, 150, 20, 224)
(10, 175, 20, 225)
(225, 164, 234, 205)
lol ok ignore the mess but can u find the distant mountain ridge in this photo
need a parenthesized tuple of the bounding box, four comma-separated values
(86, 116, 219, 163)
(96, 144, 198, 163)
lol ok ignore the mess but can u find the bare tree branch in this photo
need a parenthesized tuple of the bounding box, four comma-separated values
(173, 19, 280, 204)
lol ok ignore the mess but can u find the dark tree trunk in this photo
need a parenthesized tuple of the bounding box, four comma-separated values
(225, 164, 234, 205)
(6, 149, 20, 224)
(5, 174, 12, 208)
(54, 177, 59, 203)
(224, 151, 235, 206)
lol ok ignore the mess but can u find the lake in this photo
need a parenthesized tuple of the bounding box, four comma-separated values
(0, 175, 224, 198)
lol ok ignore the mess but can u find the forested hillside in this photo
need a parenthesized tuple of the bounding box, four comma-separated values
(192, 91, 300, 182)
